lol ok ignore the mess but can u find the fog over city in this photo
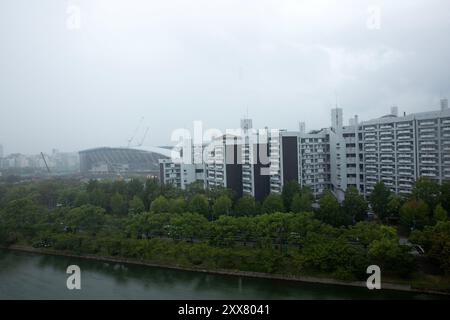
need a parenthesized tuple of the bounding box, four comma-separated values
(1, 0, 450, 154)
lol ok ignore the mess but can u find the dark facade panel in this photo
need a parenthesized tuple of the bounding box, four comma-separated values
(282, 136, 299, 184)
(253, 143, 271, 201)
(225, 142, 243, 198)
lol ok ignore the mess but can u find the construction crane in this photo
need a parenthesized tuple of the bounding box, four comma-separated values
(41, 152, 51, 173)
(137, 127, 150, 147)
(127, 117, 144, 147)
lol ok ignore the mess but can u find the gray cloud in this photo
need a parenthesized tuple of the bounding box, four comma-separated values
(1, 0, 449, 154)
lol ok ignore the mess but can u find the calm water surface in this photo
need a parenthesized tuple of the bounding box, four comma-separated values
(0, 249, 444, 300)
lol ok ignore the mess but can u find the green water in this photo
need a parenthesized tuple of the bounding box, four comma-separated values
(0, 249, 444, 299)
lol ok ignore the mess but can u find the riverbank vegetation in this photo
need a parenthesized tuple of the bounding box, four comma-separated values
(0, 176, 449, 290)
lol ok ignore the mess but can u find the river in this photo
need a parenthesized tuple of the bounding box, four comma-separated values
(0, 249, 444, 299)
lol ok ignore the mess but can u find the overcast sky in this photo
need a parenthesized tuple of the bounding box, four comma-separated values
(1, 0, 449, 154)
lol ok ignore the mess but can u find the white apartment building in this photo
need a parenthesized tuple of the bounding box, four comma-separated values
(160, 99, 450, 201)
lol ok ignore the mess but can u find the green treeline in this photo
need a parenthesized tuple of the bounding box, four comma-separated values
(0, 176, 449, 282)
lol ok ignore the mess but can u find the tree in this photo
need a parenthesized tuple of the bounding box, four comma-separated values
(234, 194, 257, 216)
(144, 178, 161, 209)
(342, 186, 368, 223)
(387, 195, 402, 220)
(367, 238, 415, 276)
(291, 193, 312, 213)
(66, 205, 106, 235)
(412, 177, 440, 215)
(281, 180, 300, 211)
(410, 221, 450, 273)
(213, 195, 233, 216)
(0, 198, 41, 241)
(126, 178, 144, 199)
(168, 197, 187, 214)
(433, 204, 448, 223)
(440, 181, 450, 213)
(188, 194, 209, 216)
(128, 195, 145, 214)
(208, 186, 234, 201)
(74, 192, 89, 207)
(261, 194, 284, 214)
(150, 195, 170, 213)
(110, 192, 126, 215)
(317, 190, 350, 227)
(399, 199, 429, 232)
(184, 181, 206, 198)
(369, 181, 391, 220)
(169, 213, 209, 241)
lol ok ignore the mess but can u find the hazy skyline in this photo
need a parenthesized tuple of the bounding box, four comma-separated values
(1, 0, 450, 155)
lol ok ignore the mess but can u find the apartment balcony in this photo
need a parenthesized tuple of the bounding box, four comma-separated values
(397, 123, 412, 128)
(397, 135, 412, 140)
(420, 141, 437, 145)
(421, 153, 436, 158)
(380, 125, 393, 130)
(419, 121, 436, 126)
(420, 145, 436, 151)
(398, 154, 412, 158)
(380, 137, 392, 141)
(420, 160, 437, 165)
(421, 172, 437, 177)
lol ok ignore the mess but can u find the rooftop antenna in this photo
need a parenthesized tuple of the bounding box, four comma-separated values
(334, 91, 339, 109)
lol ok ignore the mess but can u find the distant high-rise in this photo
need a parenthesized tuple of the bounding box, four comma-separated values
(240, 118, 252, 131)
(441, 98, 449, 111)
(391, 106, 399, 117)
(331, 108, 343, 132)
(299, 122, 306, 134)
(0, 144, 3, 158)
